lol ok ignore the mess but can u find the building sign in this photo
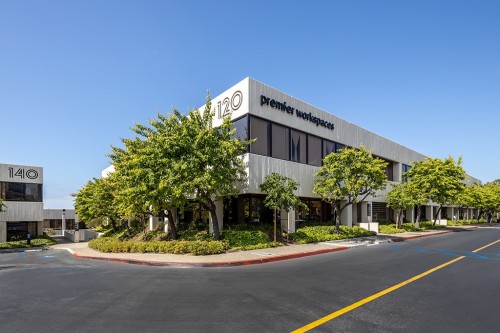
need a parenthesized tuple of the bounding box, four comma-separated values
(260, 95, 335, 131)
(215, 90, 243, 119)
(8, 167, 39, 180)
(0, 164, 42, 183)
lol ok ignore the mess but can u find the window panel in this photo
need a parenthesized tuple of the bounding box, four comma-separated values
(335, 143, 346, 152)
(307, 135, 322, 166)
(1, 182, 43, 202)
(323, 140, 336, 158)
(271, 123, 289, 160)
(231, 116, 248, 142)
(249, 117, 269, 156)
(291, 129, 307, 163)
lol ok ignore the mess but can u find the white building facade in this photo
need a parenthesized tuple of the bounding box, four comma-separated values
(110, 78, 480, 233)
(0, 163, 44, 242)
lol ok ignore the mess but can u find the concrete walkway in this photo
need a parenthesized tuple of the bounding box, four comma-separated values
(50, 227, 476, 267)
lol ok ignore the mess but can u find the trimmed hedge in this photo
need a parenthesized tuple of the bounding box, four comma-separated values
(379, 221, 447, 234)
(0, 234, 56, 250)
(290, 225, 376, 244)
(88, 237, 229, 255)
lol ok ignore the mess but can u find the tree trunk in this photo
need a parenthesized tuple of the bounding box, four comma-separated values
(415, 206, 421, 229)
(141, 214, 147, 236)
(109, 217, 117, 231)
(396, 209, 404, 228)
(165, 209, 178, 240)
(433, 205, 442, 226)
(273, 207, 277, 242)
(206, 200, 221, 241)
(333, 201, 341, 233)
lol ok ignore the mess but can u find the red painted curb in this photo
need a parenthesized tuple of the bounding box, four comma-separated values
(72, 246, 349, 268)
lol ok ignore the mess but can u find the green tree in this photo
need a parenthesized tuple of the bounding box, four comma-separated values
(313, 145, 388, 233)
(73, 176, 119, 230)
(259, 173, 306, 242)
(386, 182, 422, 228)
(481, 182, 500, 222)
(0, 198, 6, 213)
(109, 111, 192, 240)
(454, 184, 476, 223)
(406, 156, 467, 225)
(180, 94, 252, 240)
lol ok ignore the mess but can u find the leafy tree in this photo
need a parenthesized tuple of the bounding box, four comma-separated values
(0, 198, 6, 213)
(259, 173, 306, 242)
(406, 156, 467, 225)
(454, 184, 477, 222)
(313, 145, 388, 233)
(73, 176, 119, 230)
(179, 94, 252, 240)
(109, 111, 192, 240)
(480, 182, 500, 222)
(386, 182, 422, 228)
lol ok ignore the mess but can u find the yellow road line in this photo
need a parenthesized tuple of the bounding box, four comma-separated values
(292, 239, 500, 333)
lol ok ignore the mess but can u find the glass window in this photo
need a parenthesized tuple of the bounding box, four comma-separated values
(290, 129, 307, 163)
(249, 117, 269, 156)
(271, 123, 289, 160)
(402, 164, 411, 182)
(323, 140, 336, 158)
(0, 182, 42, 202)
(335, 143, 346, 152)
(309, 200, 322, 221)
(385, 162, 394, 181)
(307, 135, 322, 166)
(231, 116, 248, 142)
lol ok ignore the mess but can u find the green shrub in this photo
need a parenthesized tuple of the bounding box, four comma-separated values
(179, 230, 212, 241)
(0, 234, 56, 250)
(222, 229, 270, 247)
(379, 224, 407, 234)
(88, 237, 228, 255)
(290, 225, 376, 244)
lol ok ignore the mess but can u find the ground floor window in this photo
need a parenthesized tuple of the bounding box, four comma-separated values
(42, 219, 76, 229)
(6, 222, 38, 241)
(372, 202, 388, 221)
(296, 198, 330, 223)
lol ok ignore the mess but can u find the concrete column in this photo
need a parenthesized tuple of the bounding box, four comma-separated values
(164, 209, 178, 233)
(341, 203, 353, 227)
(405, 208, 415, 223)
(209, 199, 224, 234)
(37, 221, 43, 236)
(280, 209, 296, 233)
(447, 207, 454, 221)
(425, 206, 433, 222)
(61, 209, 66, 233)
(149, 216, 158, 231)
(0, 222, 6, 242)
(393, 162, 403, 182)
(360, 201, 372, 223)
(352, 203, 358, 225)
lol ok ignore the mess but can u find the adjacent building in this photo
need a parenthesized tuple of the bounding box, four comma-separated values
(0, 163, 44, 242)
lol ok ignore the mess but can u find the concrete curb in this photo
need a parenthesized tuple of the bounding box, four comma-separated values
(70, 246, 350, 268)
(62, 227, 478, 267)
(389, 230, 453, 242)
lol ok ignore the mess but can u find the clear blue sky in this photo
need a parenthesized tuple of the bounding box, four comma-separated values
(1, 0, 499, 209)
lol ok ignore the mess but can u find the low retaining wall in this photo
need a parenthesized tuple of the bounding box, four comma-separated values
(63, 229, 102, 242)
(358, 222, 379, 233)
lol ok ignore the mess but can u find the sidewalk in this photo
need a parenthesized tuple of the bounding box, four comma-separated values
(50, 227, 476, 267)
